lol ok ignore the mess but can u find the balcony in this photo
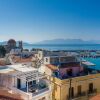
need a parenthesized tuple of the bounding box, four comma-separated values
(67, 89, 97, 100)
(88, 89, 97, 96)
(75, 92, 86, 98)
(67, 92, 86, 100)
(32, 87, 49, 97)
(20, 83, 48, 92)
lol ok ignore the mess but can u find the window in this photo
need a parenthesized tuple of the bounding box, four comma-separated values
(69, 87, 74, 98)
(89, 83, 93, 93)
(77, 85, 81, 95)
(67, 69, 73, 76)
(46, 58, 48, 62)
(33, 80, 36, 84)
(17, 78, 21, 89)
(28, 81, 32, 87)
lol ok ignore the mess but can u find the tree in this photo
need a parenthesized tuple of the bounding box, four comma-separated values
(0, 45, 6, 57)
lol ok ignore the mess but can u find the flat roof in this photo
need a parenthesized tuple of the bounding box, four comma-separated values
(9, 70, 46, 82)
(7, 64, 36, 72)
(0, 66, 14, 74)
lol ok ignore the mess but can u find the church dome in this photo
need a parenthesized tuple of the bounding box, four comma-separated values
(7, 39, 16, 44)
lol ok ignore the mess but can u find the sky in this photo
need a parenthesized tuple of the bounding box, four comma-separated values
(0, 0, 100, 43)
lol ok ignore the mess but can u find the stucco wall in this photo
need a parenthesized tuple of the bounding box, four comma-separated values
(52, 73, 100, 100)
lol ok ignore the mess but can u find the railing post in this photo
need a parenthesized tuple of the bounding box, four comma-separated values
(27, 81, 28, 93)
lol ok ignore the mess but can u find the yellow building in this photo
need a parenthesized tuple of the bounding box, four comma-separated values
(42, 55, 100, 100)
(50, 73, 100, 100)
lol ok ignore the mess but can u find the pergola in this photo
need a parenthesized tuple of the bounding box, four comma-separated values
(9, 70, 47, 93)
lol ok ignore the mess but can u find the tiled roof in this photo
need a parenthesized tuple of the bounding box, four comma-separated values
(90, 94, 100, 100)
(0, 60, 6, 66)
(12, 56, 32, 63)
(46, 64, 58, 71)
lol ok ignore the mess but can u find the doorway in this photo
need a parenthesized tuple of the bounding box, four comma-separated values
(89, 83, 93, 93)
(69, 87, 74, 98)
(17, 78, 21, 89)
(78, 85, 81, 95)
(67, 69, 73, 76)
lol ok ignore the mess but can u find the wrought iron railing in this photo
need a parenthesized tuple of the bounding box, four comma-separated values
(67, 89, 97, 100)
(88, 88, 97, 95)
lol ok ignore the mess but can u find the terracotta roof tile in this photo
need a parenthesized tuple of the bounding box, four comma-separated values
(0, 60, 6, 66)
(90, 94, 100, 100)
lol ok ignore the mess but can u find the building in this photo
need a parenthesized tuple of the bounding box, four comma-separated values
(35, 50, 76, 60)
(4, 39, 23, 53)
(0, 63, 52, 100)
(41, 53, 100, 100)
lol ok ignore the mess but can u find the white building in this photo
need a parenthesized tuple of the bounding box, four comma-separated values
(10, 48, 22, 55)
(0, 64, 52, 100)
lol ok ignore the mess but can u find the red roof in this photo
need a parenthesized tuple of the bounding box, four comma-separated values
(0, 60, 6, 66)
(90, 94, 100, 100)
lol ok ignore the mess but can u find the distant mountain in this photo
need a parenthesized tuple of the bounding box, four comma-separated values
(0, 39, 100, 46)
(35, 39, 100, 45)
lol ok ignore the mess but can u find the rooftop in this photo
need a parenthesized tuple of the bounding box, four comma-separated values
(0, 60, 6, 66)
(7, 39, 16, 44)
(0, 66, 14, 74)
(0, 87, 23, 100)
(11, 55, 32, 63)
(7, 63, 35, 72)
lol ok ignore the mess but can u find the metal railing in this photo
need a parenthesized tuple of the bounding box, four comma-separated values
(67, 89, 97, 100)
(88, 88, 97, 96)
(32, 87, 49, 96)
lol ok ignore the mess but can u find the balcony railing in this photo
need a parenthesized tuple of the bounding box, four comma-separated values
(67, 92, 86, 100)
(75, 92, 86, 98)
(67, 89, 97, 100)
(88, 89, 97, 96)
(32, 87, 49, 96)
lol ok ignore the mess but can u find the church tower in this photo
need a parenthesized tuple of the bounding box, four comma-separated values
(19, 41, 23, 50)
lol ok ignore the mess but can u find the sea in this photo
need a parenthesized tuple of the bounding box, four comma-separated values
(23, 44, 100, 70)
(24, 44, 100, 51)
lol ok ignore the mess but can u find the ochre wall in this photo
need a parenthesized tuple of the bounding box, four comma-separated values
(51, 73, 100, 100)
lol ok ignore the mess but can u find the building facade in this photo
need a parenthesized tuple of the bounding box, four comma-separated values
(41, 53, 100, 100)
(0, 64, 52, 100)
(4, 39, 23, 53)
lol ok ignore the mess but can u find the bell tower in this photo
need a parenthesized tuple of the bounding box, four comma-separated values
(19, 41, 23, 50)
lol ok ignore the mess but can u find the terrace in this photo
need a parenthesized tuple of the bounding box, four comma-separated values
(51, 61, 100, 80)
(10, 70, 50, 97)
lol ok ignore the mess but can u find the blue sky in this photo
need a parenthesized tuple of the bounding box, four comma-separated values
(0, 0, 100, 43)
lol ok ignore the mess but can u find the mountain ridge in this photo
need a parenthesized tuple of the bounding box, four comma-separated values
(35, 39, 100, 44)
(0, 39, 100, 45)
